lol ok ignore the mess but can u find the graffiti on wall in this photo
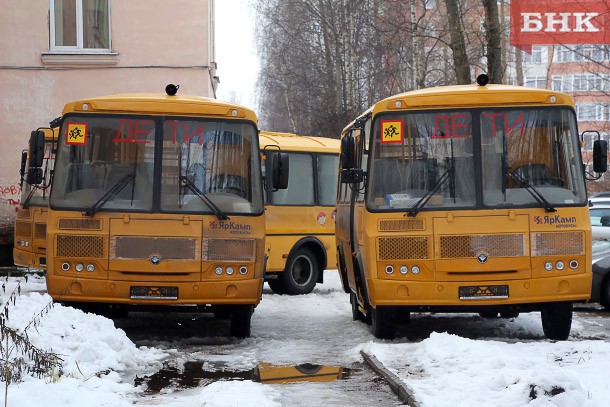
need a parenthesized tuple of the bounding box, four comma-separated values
(0, 182, 21, 231)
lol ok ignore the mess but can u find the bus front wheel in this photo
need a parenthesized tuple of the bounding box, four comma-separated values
(372, 306, 396, 340)
(230, 305, 253, 338)
(541, 302, 573, 340)
(280, 248, 319, 295)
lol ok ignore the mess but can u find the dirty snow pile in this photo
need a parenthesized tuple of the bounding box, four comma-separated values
(0, 276, 165, 407)
(366, 331, 610, 407)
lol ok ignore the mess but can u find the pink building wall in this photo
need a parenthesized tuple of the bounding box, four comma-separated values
(0, 0, 217, 243)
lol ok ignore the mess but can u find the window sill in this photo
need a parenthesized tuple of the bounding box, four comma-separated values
(41, 52, 119, 66)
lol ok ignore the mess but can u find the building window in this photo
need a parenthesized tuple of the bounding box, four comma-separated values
(524, 76, 547, 89)
(50, 0, 111, 52)
(524, 46, 548, 64)
(577, 104, 605, 122)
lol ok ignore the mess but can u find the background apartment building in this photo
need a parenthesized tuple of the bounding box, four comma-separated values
(0, 0, 217, 257)
(521, 44, 610, 191)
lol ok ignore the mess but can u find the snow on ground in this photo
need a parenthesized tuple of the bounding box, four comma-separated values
(1, 271, 609, 406)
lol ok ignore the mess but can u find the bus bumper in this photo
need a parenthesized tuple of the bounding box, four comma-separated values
(46, 276, 263, 306)
(366, 274, 592, 308)
(13, 248, 46, 270)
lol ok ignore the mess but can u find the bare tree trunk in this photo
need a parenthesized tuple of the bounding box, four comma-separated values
(444, 0, 470, 84)
(482, 0, 502, 83)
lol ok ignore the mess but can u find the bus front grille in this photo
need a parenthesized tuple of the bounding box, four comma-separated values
(17, 210, 31, 219)
(15, 221, 32, 237)
(58, 218, 102, 230)
(35, 222, 46, 238)
(203, 239, 256, 262)
(378, 218, 425, 232)
(56, 235, 105, 258)
(439, 234, 525, 259)
(112, 237, 198, 260)
(531, 232, 584, 256)
(378, 236, 429, 260)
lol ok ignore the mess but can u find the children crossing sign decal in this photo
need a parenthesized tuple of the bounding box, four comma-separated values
(381, 119, 403, 144)
(66, 122, 88, 145)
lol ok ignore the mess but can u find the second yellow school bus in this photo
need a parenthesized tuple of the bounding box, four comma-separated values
(13, 127, 57, 270)
(337, 75, 602, 340)
(259, 131, 340, 295)
(31, 87, 287, 337)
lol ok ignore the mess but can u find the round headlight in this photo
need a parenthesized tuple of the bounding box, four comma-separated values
(75, 263, 84, 272)
(239, 266, 248, 275)
(544, 262, 553, 271)
(385, 265, 394, 274)
(556, 261, 565, 270)
(61, 262, 71, 271)
(569, 260, 579, 270)
(226, 266, 235, 275)
(86, 264, 95, 272)
(411, 266, 420, 275)
(399, 266, 408, 275)
(214, 266, 223, 275)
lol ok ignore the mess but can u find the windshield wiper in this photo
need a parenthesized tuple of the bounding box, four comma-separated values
(506, 168, 556, 213)
(405, 168, 452, 217)
(180, 176, 229, 220)
(84, 174, 134, 217)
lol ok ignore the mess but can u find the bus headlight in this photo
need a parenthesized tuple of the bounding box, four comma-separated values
(399, 266, 408, 275)
(61, 262, 71, 271)
(239, 266, 248, 275)
(544, 262, 553, 271)
(385, 265, 394, 274)
(214, 266, 223, 275)
(411, 266, 420, 275)
(86, 264, 95, 272)
(569, 260, 578, 269)
(226, 266, 235, 275)
(75, 263, 84, 272)
(556, 261, 565, 270)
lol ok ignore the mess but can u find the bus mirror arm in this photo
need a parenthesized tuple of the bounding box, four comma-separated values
(19, 150, 27, 188)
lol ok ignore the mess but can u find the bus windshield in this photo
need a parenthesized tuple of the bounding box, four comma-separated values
(51, 115, 263, 215)
(366, 107, 586, 211)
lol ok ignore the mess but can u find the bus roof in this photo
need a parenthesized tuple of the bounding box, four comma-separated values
(259, 131, 340, 153)
(61, 93, 258, 123)
(342, 83, 576, 134)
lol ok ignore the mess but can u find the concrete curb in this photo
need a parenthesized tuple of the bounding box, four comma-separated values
(361, 350, 421, 407)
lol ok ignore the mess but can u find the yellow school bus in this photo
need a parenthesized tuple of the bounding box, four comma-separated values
(337, 75, 605, 340)
(259, 131, 340, 294)
(13, 127, 57, 270)
(29, 86, 287, 337)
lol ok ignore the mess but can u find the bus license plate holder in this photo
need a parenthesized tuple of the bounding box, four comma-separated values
(458, 285, 509, 300)
(130, 286, 179, 300)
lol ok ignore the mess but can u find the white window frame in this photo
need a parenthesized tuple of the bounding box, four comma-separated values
(49, 0, 111, 53)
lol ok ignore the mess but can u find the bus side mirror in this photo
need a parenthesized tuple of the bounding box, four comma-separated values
(29, 130, 45, 168)
(340, 134, 364, 183)
(26, 167, 43, 185)
(593, 139, 608, 173)
(266, 152, 289, 191)
(340, 135, 355, 170)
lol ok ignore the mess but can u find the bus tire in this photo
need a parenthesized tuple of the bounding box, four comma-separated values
(280, 248, 319, 295)
(267, 278, 286, 295)
(601, 278, 610, 310)
(541, 302, 572, 341)
(372, 306, 396, 340)
(230, 305, 253, 338)
(350, 291, 365, 322)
